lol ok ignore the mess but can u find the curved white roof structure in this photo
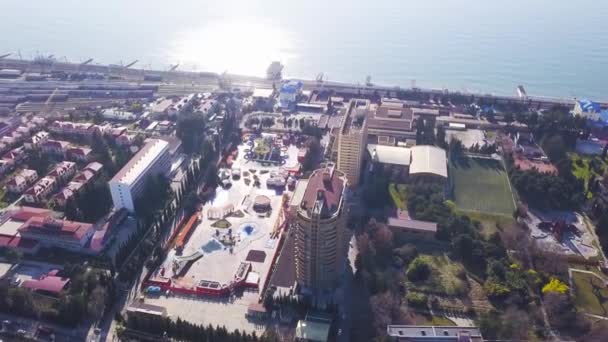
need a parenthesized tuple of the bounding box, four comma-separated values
(409, 145, 448, 178)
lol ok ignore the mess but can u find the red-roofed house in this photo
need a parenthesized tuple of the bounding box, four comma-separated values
(48, 161, 76, 183)
(6, 169, 38, 193)
(18, 216, 95, 251)
(42, 140, 71, 157)
(3, 146, 26, 163)
(24, 176, 56, 203)
(67, 146, 92, 162)
(22, 274, 70, 296)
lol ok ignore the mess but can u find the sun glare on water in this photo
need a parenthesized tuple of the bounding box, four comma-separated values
(169, 18, 295, 76)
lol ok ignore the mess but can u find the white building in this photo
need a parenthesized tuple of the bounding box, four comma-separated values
(109, 139, 171, 212)
(102, 108, 138, 121)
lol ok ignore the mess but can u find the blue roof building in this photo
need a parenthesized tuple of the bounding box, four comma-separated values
(575, 99, 601, 114)
(279, 80, 303, 110)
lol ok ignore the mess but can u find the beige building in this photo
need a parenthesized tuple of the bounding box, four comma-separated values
(337, 99, 369, 187)
(291, 164, 350, 292)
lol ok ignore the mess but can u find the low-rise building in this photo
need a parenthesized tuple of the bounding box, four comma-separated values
(0, 159, 15, 174)
(24, 131, 50, 150)
(102, 108, 138, 121)
(573, 99, 602, 120)
(48, 161, 77, 184)
(66, 146, 92, 162)
(24, 176, 56, 203)
(18, 216, 95, 251)
(6, 169, 38, 193)
(41, 139, 71, 157)
(386, 325, 484, 341)
(3, 146, 26, 164)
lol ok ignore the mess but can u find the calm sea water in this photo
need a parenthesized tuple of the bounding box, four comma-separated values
(3, 0, 608, 99)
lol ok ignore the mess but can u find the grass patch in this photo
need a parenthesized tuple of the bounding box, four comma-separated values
(406, 254, 468, 296)
(572, 271, 608, 317)
(413, 313, 456, 326)
(450, 156, 515, 215)
(389, 183, 408, 210)
(455, 209, 515, 237)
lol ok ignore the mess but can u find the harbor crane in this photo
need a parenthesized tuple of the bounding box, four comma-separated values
(168, 64, 180, 72)
(124, 60, 138, 68)
(80, 58, 93, 66)
(0, 53, 11, 59)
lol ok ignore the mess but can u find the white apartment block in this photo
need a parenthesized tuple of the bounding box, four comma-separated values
(109, 139, 171, 212)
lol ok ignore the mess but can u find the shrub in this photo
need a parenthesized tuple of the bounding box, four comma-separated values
(542, 278, 569, 295)
(406, 292, 428, 308)
(407, 257, 431, 282)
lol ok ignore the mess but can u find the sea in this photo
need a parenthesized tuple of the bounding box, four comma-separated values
(3, 0, 608, 99)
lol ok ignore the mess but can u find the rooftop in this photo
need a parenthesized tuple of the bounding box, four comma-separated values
(300, 165, 346, 218)
(578, 99, 601, 113)
(409, 145, 448, 178)
(18, 216, 93, 242)
(110, 139, 169, 185)
(342, 99, 369, 135)
(367, 144, 411, 166)
(386, 325, 483, 341)
(22, 274, 70, 294)
(387, 217, 438, 233)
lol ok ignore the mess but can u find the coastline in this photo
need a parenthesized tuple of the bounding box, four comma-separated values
(1, 57, 604, 106)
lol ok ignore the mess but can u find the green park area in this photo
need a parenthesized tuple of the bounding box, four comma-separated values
(572, 271, 608, 317)
(449, 156, 515, 215)
(405, 254, 468, 296)
(569, 153, 608, 197)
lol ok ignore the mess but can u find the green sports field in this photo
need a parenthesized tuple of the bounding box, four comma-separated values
(449, 156, 515, 215)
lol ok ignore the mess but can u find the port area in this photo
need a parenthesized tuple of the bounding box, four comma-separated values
(141, 133, 300, 332)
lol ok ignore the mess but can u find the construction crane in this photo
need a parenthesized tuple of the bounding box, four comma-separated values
(168, 63, 179, 72)
(42, 88, 60, 117)
(124, 60, 138, 68)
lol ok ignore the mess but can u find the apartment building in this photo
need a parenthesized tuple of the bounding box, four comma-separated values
(337, 99, 369, 187)
(291, 164, 350, 293)
(109, 139, 171, 211)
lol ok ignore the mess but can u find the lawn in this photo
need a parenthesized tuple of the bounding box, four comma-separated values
(405, 254, 468, 296)
(450, 156, 515, 215)
(572, 271, 608, 317)
(389, 183, 408, 210)
(455, 209, 516, 237)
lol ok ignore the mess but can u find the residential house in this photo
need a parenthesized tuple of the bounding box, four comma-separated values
(41, 140, 71, 157)
(158, 120, 173, 134)
(24, 176, 56, 203)
(116, 134, 136, 146)
(48, 161, 77, 184)
(52, 181, 84, 208)
(0, 159, 15, 174)
(24, 131, 50, 150)
(6, 169, 38, 193)
(3, 147, 26, 164)
(110, 127, 127, 138)
(66, 147, 92, 162)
